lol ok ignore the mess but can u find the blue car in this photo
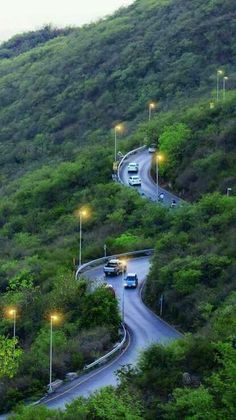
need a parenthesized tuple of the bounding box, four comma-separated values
(124, 273, 138, 289)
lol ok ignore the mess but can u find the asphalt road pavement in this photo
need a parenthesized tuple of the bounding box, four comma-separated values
(119, 148, 181, 206)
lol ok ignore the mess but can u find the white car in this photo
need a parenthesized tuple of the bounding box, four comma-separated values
(128, 162, 139, 173)
(148, 144, 156, 153)
(104, 259, 127, 276)
(129, 175, 141, 186)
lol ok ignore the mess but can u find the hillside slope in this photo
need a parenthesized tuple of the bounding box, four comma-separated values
(0, 0, 235, 185)
(141, 91, 236, 200)
(0, 0, 236, 414)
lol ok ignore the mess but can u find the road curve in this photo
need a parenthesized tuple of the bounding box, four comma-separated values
(119, 148, 181, 206)
(0, 153, 184, 419)
(41, 257, 181, 410)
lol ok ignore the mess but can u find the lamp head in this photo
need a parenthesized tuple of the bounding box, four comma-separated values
(74, 206, 90, 220)
(8, 308, 16, 317)
(115, 123, 124, 133)
(156, 153, 164, 162)
(149, 102, 156, 110)
(50, 313, 60, 323)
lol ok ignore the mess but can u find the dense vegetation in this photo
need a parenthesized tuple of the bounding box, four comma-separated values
(156, 92, 236, 200)
(0, 25, 72, 59)
(0, 0, 235, 186)
(144, 192, 236, 331)
(0, 0, 235, 416)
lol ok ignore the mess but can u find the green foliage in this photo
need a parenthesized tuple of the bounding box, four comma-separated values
(145, 193, 236, 331)
(9, 405, 58, 419)
(117, 336, 236, 419)
(8, 268, 34, 291)
(146, 93, 236, 199)
(159, 123, 192, 177)
(209, 342, 236, 417)
(113, 232, 150, 251)
(62, 387, 143, 419)
(80, 287, 121, 338)
(0, 0, 235, 415)
(0, 336, 23, 379)
(0, 0, 235, 187)
(162, 386, 216, 419)
(10, 386, 143, 419)
(0, 25, 72, 59)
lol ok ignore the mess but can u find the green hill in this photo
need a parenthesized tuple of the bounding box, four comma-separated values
(0, 0, 235, 185)
(0, 0, 236, 415)
(139, 91, 236, 200)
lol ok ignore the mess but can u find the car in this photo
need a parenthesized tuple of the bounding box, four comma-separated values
(128, 162, 139, 173)
(148, 144, 156, 153)
(129, 175, 141, 186)
(124, 273, 138, 288)
(104, 259, 127, 276)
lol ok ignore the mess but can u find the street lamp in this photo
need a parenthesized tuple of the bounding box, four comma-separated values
(155, 153, 164, 201)
(216, 70, 224, 101)
(121, 260, 127, 322)
(49, 314, 59, 393)
(226, 187, 232, 197)
(223, 76, 228, 101)
(114, 124, 123, 163)
(160, 294, 164, 317)
(104, 244, 107, 258)
(79, 209, 87, 267)
(8, 308, 17, 339)
(148, 102, 156, 121)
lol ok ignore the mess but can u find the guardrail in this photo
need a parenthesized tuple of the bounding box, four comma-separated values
(76, 248, 154, 278)
(84, 323, 126, 370)
(117, 145, 146, 184)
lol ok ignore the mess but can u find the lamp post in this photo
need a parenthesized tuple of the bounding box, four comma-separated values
(223, 76, 228, 101)
(148, 102, 156, 121)
(79, 210, 87, 267)
(49, 314, 59, 393)
(216, 70, 224, 101)
(121, 260, 127, 322)
(156, 154, 163, 202)
(8, 309, 16, 339)
(160, 294, 164, 317)
(114, 124, 123, 163)
(226, 187, 232, 197)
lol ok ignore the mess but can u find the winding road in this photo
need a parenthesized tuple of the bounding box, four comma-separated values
(119, 148, 181, 206)
(0, 147, 183, 419)
(39, 148, 182, 410)
(41, 257, 181, 410)
(10, 147, 182, 413)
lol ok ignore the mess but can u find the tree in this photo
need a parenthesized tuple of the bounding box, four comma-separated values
(9, 405, 58, 419)
(162, 386, 217, 419)
(0, 336, 22, 379)
(62, 387, 143, 419)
